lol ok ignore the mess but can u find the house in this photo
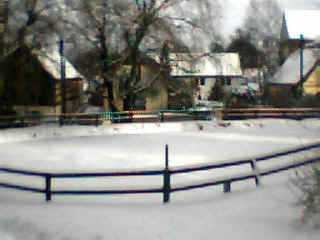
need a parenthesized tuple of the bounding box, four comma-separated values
(267, 48, 320, 105)
(168, 53, 243, 106)
(243, 68, 266, 90)
(228, 68, 266, 101)
(82, 52, 169, 112)
(115, 54, 168, 111)
(280, 9, 320, 63)
(267, 9, 320, 106)
(0, 44, 87, 116)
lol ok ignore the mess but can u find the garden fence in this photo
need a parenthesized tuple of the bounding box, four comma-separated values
(221, 107, 320, 120)
(1, 142, 320, 203)
(0, 109, 212, 128)
(1, 107, 320, 129)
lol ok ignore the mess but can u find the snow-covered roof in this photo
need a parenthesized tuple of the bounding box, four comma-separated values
(32, 46, 84, 80)
(269, 49, 319, 85)
(169, 53, 242, 77)
(281, 10, 320, 40)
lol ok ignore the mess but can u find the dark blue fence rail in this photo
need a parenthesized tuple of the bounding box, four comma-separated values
(1, 143, 320, 203)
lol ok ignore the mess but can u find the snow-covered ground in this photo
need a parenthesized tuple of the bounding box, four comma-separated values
(1, 119, 320, 240)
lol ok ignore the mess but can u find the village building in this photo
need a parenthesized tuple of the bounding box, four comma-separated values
(89, 53, 168, 112)
(0, 44, 87, 116)
(268, 49, 320, 105)
(168, 53, 243, 107)
(241, 68, 265, 95)
(267, 9, 320, 106)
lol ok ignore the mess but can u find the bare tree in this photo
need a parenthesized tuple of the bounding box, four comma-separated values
(242, 0, 282, 73)
(1, 0, 60, 58)
(243, 0, 282, 41)
(64, 0, 222, 111)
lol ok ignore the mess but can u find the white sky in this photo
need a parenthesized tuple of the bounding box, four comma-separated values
(222, 0, 320, 38)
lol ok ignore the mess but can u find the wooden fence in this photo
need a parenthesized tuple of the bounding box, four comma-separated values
(222, 107, 320, 120)
(1, 143, 320, 203)
(0, 109, 211, 128)
(1, 107, 320, 128)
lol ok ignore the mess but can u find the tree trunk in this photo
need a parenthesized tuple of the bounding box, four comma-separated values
(123, 93, 137, 111)
(102, 78, 117, 112)
(0, 0, 9, 57)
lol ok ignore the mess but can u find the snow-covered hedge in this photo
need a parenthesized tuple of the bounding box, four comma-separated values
(294, 164, 320, 228)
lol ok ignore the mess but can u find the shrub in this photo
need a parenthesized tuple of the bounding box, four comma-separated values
(270, 94, 320, 108)
(293, 95, 320, 108)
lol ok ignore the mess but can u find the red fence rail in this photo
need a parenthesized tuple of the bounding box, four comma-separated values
(222, 107, 320, 120)
(1, 107, 320, 128)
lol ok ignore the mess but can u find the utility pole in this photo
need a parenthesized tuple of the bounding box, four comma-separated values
(299, 34, 304, 97)
(59, 38, 66, 125)
(0, 0, 9, 57)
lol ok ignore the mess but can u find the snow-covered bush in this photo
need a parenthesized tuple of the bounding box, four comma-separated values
(293, 164, 320, 227)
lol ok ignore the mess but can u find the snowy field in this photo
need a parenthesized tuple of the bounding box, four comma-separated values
(1, 119, 320, 240)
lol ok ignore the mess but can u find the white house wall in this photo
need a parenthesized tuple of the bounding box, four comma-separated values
(169, 53, 242, 77)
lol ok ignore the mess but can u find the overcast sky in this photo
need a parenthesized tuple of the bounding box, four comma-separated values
(222, 0, 320, 38)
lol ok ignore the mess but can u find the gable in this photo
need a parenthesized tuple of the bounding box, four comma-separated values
(0, 46, 56, 106)
(302, 64, 320, 95)
(269, 49, 319, 85)
(34, 47, 83, 80)
(1, 43, 84, 80)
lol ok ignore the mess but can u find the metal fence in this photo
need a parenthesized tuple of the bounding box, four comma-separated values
(1, 143, 319, 203)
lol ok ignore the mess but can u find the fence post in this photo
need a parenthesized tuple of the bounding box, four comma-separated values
(20, 117, 25, 127)
(222, 108, 227, 120)
(95, 113, 99, 126)
(163, 144, 171, 204)
(59, 114, 64, 127)
(159, 112, 164, 122)
(45, 174, 52, 202)
(250, 159, 260, 186)
(223, 181, 231, 193)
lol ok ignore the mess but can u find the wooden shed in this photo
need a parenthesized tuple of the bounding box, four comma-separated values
(267, 49, 320, 105)
(0, 44, 86, 115)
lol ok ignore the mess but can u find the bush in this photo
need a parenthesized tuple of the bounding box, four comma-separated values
(270, 94, 320, 108)
(293, 95, 320, 108)
(293, 164, 320, 228)
(168, 92, 193, 110)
